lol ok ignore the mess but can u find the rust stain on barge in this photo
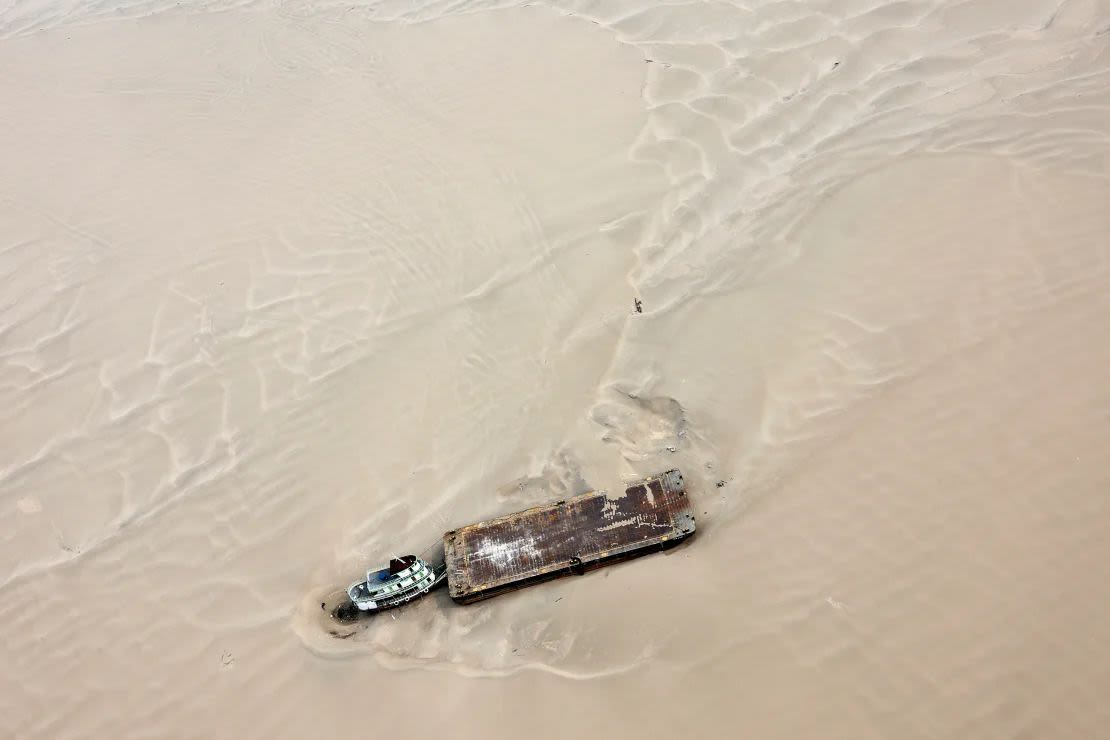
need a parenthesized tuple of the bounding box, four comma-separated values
(444, 469, 695, 604)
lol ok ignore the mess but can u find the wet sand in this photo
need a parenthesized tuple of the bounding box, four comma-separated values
(2, 1, 1110, 738)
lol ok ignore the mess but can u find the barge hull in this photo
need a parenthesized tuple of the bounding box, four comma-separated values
(444, 469, 695, 604)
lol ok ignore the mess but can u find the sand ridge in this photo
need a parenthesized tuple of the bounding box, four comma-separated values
(3, 0, 1110, 737)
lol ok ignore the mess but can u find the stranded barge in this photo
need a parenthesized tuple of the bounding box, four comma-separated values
(444, 469, 695, 603)
(340, 469, 694, 617)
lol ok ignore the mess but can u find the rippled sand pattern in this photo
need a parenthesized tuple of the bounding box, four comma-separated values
(2, 0, 1110, 738)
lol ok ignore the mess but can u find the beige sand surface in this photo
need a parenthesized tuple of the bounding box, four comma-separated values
(2, 1, 1110, 738)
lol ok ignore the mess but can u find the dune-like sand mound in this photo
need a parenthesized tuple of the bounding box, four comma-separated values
(3, 0, 1110, 737)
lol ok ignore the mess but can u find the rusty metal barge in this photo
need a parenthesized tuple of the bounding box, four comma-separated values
(444, 469, 695, 604)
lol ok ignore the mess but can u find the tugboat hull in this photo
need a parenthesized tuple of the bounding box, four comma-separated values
(342, 555, 447, 618)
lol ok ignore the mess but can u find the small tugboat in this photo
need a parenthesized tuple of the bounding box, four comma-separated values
(345, 555, 442, 614)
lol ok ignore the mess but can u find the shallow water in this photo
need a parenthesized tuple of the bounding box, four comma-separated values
(2, 1, 1109, 737)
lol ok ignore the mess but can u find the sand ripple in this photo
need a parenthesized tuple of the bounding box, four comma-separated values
(3, 0, 1110, 737)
